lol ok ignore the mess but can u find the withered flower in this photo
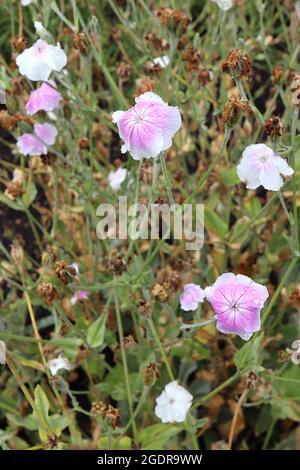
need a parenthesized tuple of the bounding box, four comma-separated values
(221, 48, 252, 79)
(144, 362, 160, 386)
(144, 32, 168, 51)
(55, 260, 77, 285)
(123, 334, 136, 350)
(72, 32, 88, 53)
(264, 116, 284, 139)
(91, 401, 107, 416)
(5, 169, 24, 200)
(156, 7, 190, 32)
(134, 76, 155, 96)
(36, 283, 58, 305)
(151, 282, 169, 302)
(198, 66, 211, 86)
(116, 61, 131, 83)
(182, 45, 203, 72)
(221, 95, 254, 127)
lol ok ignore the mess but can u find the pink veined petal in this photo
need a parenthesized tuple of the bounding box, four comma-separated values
(41, 43, 67, 72)
(128, 122, 164, 159)
(274, 156, 294, 176)
(16, 46, 52, 81)
(112, 110, 125, 125)
(259, 164, 283, 191)
(34, 123, 58, 146)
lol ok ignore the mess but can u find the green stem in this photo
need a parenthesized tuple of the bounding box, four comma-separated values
(159, 152, 174, 207)
(147, 317, 174, 381)
(114, 278, 137, 440)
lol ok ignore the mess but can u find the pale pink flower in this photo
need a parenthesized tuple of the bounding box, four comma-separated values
(237, 144, 294, 191)
(112, 92, 181, 160)
(71, 290, 89, 305)
(205, 273, 269, 341)
(108, 167, 127, 191)
(17, 123, 57, 156)
(25, 80, 61, 115)
(180, 283, 205, 311)
(16, 39, 67, 81)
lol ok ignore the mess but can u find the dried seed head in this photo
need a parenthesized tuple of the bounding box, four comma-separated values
(277, 349, 292, 363)
(123, 334, 136, 350)
(221, 95, 254, 127)
(36, 283, 58, 305)
(264, 116, 284, 139)
(91, 401, 107, 416)
(108, 256, 126, 275)
(138, 299, 152, 317)
(289, 285, 300, 307)
(116, 61, 131, 82)
(271, 65, 284, 84)
(222, 48, 252, 79)
(106, 405, 120, 429)
(78, 137, 89, 149)
(11, 36, 28, 53)
(144, 362, 160, 386)
(156, 7, 190, 33)
(291, 75, 300, 106)
(55, 260, 77, 285)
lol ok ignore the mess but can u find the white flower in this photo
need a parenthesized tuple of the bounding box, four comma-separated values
(21, 0, 32, 5)
(153, 56, 170, 68)
(16, 39, 67, 81)
(212, 0, 234, 11)
(237, 144, 294, 191)
(155, 381, 193, 423)
(48, 355, 73, 375)
(108, 167, 127, 191)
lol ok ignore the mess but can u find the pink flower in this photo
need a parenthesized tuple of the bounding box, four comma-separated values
(180, 283, 205, 311)
(205, 273, 269, 341)
(237, 144, 294, 191)
(17, 123, 57, 156)
(25, 81, 62, 115)
(16, 39, 67, 81)
(71, 290, 89, 305)
(112, 92, 181, 160)
(108, 167, 127, 190)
